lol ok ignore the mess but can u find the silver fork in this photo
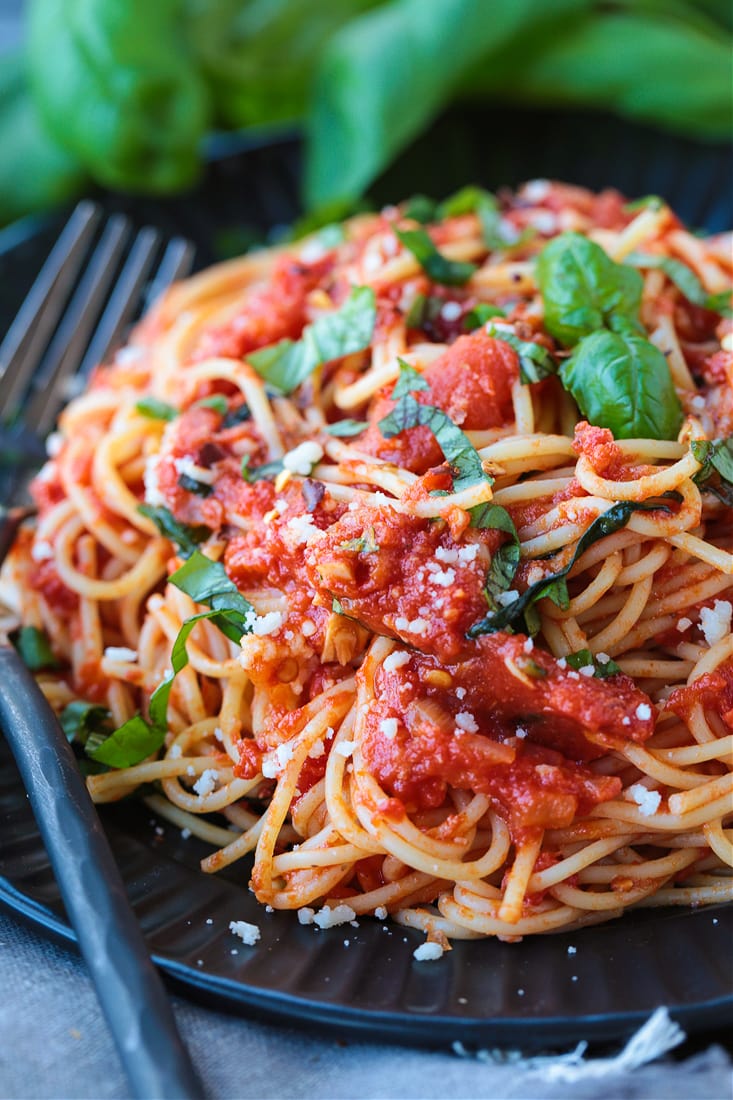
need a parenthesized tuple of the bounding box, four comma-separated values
(0, 200, 193, 504)
(0, 204, 203, 1100)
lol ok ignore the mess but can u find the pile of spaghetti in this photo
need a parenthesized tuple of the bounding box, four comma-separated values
(2, 180, 732, 946)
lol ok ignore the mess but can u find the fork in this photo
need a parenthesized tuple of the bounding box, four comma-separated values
(0, 203, 204, 1100)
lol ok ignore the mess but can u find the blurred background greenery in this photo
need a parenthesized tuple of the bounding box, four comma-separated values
(0, 0, 731, 227)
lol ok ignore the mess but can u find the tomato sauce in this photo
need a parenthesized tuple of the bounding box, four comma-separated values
(360, 331, 519, 472)
(191, 254, 334, 362)
(305, 502, 501, 663)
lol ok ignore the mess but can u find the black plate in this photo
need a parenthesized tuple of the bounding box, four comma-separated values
(1, 109, 731, 1049)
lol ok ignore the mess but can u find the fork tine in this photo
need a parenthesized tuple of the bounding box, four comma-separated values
(0, 201, 101, 418)
(144, 237, 195, 310)
(76, 226, 161, 382)
(26, 215, 132, 435)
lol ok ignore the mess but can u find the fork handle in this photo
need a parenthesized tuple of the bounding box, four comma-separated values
(0, 647, 205, 1100)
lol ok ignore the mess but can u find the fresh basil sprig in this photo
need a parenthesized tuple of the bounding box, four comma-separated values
(537, 233, 682, 440)
(135, 397, 178, 422)
(559, 328, 683, 441)
(11, 625, 61, 670)
(394, 227, 477, 287)
(487, 325, 557, 384)
(248, 285, 376, 395)
(137, 504, 211, 559)
(691, 437, 733, 505)
(566, 649, 621, 679)
(468, 498, 677, 637)
(625, 251, 732, 317)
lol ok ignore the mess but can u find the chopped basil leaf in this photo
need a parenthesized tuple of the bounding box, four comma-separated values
(91, 555, 257, 769)
(537, 233, 644, 346)
(221, 402, 252, 428)
(402, 194, 437, 223)
(625, 251, 732, 317)
(324, 419, 368, 437)
(463, 304, 505, 331)
(137, 504, 211, 559)
(340, 526, 378, 554)
(178, 472, 213, 497)
(169, 550, 254, 643)
(11, 625, 60, 670)
(623, 195, 665, 213)
(240, 455, 284, 482)
(391, 358, 429, 399)
(394, 227, 477, 287)
(332, 596, 346, 615)
(404, 293, 445, 330)
(248, 285, 376, 395)
(379, 393, 488, 494)
(559, 328, 682, 440)
(436, 185, 496, 220)
(194, 395, 229, 415)
(468, 498, 676, 638)
(87, 712, 166, 768)
(135, 397, 178, 422)
(517, 656, 547, 679)
(59, 701, 112, 746)
(487, 325, 557, 384)
(691, 437, 733, 504)
(468, 501, 521, 604)
(566, 649, 621, 678)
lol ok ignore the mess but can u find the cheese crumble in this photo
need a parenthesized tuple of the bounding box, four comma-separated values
(228, 920, 261, 946)
(413, 941, 444, 961)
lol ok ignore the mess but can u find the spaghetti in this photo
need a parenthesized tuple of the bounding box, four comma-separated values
(2, 180, 732, 949)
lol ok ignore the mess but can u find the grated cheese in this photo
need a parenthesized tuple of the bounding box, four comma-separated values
(627, 784, 662, 816)
(455, 711, 478, 733)
(229, 920, 261, 946)
(193, 769, 218, 797)
(243, 609, 283, 637)
(103, 646, 138, 662)
(413, 941, 444, 961)
(282, 441, 324, 475)
(384, 650, 410, 672)
(379, 718, 398, 739)
(699, 600, 732, 647)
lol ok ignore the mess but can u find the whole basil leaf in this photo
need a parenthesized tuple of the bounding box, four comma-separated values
(537, 233, 643, 346)
(248, 286, 376, 394)
(559, 329, 682, 440)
